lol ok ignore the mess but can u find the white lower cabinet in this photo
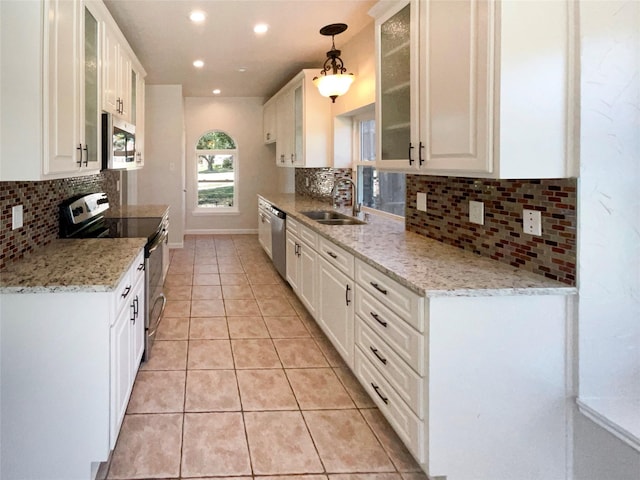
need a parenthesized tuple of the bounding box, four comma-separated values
(0, 250, 145, 479)
(286, 218, 318, 317)
(110, 257, 145, 448)
(258, 203, 273, 259)
(276, 215, 570, 480)
(317, 255, 355, 368)
(352, 258, 570, 480)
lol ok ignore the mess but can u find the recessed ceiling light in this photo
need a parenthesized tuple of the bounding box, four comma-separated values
(212, 89, 221, 95)
(238, 67, 247, 73)
(189, 11, 206, 23)
(193, 60, 204, 68)
(253, 23, 268, 34)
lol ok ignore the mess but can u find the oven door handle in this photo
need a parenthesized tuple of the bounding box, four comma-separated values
(147, 228, 168, 254)
(147, 293, 167, 337)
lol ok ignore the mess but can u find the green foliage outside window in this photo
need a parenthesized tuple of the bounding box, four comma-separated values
(196, 130, 237, 209)
(196, 131, 236, 150)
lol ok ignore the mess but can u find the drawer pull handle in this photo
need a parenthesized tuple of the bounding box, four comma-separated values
(371, 382, 389, 404)
(370, 282, 388, 295)
(370, 311, 387, 327)
(133, 295, 139, 318)
(121, 285, 132, 298)
(137, 263, 145, 271)
(370, 346, 387, 365)
(327, 251, 337, 259)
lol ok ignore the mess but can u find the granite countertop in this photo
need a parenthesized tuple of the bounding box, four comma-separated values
(0, 238, 146, 294)
(258, 193, 577, 298)
(105, 204, 169, 218)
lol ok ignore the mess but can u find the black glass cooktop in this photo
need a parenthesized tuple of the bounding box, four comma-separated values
(103, 217, 163, 243)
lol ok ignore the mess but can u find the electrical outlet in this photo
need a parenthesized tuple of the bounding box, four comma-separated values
(523, 209, 542, 236)
(12, 205, 23, 230)
(469, 200, 484, 225)
(417, 192, 427, 212)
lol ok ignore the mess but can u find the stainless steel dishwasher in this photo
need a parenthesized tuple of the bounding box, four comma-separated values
(269, 205, 287, 279)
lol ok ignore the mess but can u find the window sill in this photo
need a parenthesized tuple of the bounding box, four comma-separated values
(577, 396, 640, 452)
(192, 207, 239, 216)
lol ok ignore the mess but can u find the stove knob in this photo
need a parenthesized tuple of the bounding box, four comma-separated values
(72, 206, 84, 217)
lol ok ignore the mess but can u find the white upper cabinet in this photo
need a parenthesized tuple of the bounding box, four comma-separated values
(103, 23, 133, 121)
(131, 68, 146, 167)
(268, 70, 333, 168)
(0, 0, 145, 181)
(370, 0, 577, 179)
(1, 0, 101, 180)
(263, 97, 277, 144)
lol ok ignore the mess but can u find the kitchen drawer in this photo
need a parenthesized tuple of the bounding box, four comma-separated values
(112, 251, 144, 323)
(286, 216, 300, 236)
(356, 259, 425, 332)
(354, 348, 424, 463)
(356, 318, 424, 418)
(355, 287, 424, 375)
(131, 252, 145, 288)
(298, 222, 317, 250)
(318, 235, 354, 278)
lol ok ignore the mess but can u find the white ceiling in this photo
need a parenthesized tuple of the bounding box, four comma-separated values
(103, 0, 377, 99)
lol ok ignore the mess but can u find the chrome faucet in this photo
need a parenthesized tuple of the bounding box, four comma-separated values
(331, 178, 361, 217)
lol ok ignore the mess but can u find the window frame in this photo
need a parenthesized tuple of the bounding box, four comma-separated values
(193, 130, 239, 215)
(352, 112, 405, 221)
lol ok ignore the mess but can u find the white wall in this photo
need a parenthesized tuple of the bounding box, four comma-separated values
(183, 97, 281, 233)
(332, 21, 375, 116)
(136, 85, 186, 247)
(574, 0, 640, 477)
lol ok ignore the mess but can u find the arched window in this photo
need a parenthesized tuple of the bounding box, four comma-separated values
(195, 131, 238, 211)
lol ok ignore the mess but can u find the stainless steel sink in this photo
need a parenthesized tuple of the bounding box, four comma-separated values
(317, 218, 366, 226)
(301, 210, 366, 225)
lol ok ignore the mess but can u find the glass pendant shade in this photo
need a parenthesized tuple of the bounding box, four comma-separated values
(313, 73, 355, 101)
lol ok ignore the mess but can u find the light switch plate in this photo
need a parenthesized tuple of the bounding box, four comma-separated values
(417, 192, 427, 212)
(469, 200, 484, 225)
(523, 209, 542, 236)
(12, 205, 23, 230)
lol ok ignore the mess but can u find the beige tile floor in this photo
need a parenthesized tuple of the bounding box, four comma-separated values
(102, 234, 427, 480)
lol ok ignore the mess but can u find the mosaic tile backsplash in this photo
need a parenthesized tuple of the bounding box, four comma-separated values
(0, 171, 120, 269)
(406, 175, 577, 285)
(295, 168, 353, 204)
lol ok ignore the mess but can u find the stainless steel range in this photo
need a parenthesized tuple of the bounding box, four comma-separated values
(59, 192, 167, 361)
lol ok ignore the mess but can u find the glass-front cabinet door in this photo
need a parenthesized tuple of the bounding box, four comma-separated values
(83, 5, 100, 169)
(375, 0, 417, 169)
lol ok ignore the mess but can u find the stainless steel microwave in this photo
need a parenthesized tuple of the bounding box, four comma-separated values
(102, 113, 137, 170)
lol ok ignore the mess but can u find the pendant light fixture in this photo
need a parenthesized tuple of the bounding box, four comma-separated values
(313, 23, 354, 103)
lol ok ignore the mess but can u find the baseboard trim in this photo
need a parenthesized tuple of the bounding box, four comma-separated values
(184, 229, 259, 235)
